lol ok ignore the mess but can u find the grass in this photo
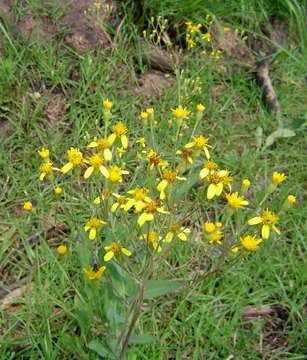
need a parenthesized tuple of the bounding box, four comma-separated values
(0, 0, 306, 359)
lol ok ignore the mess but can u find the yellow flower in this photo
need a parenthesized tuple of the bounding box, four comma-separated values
(84, 265, 106, 280)
(186, 37, 196, 48)
(108, 122, 128, 149)
(242, 178, 251, 190)
(204, 221, 222, 234)
(23, 201, 33, 211)
(38, 147, 49, 159)
(223, 27, 230, 33)
(206, 170, 228, 200)
(104, 242, 132, 261)
(209, 230, 223, 245)
(196, 103, 205, 112)
(272, 171, 287, 185)
(185, 135, 211, 159)
(226, 192, 249, 209)
(93, 188, 111, 204)
(84, 217, 106, 240)
(231, 246, 239, 254)
(176, 147, 194, 164)
(146, 149, 163, 170)
(248, 208, 280, 239)
(116, 147, 127, 158)
(108, 166, 129, 183)
(157, 170, 186, 200)
(199, 160, 218, 179)
(84, 153, 109, 179)
(202, 32, 211, 42)
(137, 200, 169, 227)
(241, 235, 262, 251)
(287, 195, 296, 204)
(210, 50, 222, 59)
(136, 137, 146, 148)
(124, 187, 151, 212)
(164, 224, 191, 243)
(87, 138, 112, 161)
(54, 187, 62, 196)
(61, 147, 84, 174)
(39, 161, 58, 181)
(141, 231, 162, 252)
(111, 193, 128, 212)
(186, 23, 201, 34)
(140, 111, 149, 121)
(103, 99, 112, 110)
(57, 244, 67, 255)
(171, 106, 190, 119)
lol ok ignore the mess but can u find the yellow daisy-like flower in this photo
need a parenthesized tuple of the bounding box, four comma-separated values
(136, 137, 146, 148)
(185, 135, 211, 159)
(164, 224, 191, 243)
(84, 264, 106, 280)
(171, 106, 190, 119)
(248, 208, 280, 239)
(141, 231, 162, 252)
(242, 178, 251, 190)
(186, 37, 196, 48)
(140, 111, 149, 121)
(108, 122, 128, 149)
(203, 221, 222, 234)
(137, 200, 169, 227)
(103, 99, 112, 110)
(196, 103, 205, 112)
(57, 244, 67, 255)
(206, 170, 228, 200)
(54, 187, 62, 196)
(84, 153, 109, 179)
(209, 230, 223, 245)
(157, 170, 186, 200)
(87, 138, 112, 161)
(287, 195, 296, 204)
(84, 217, 106, 240)
(241, 235, 262, 251)
(199, 160, 218, 179)
(124, 188, 151, 213)
(176, 147, 194, 164)
(108, 166, 129, 183)
(111, 193, 128, 213)
(39, 161, 58, 181)
(202, 32, 211, 42)
(38, 147, 49, 159)
(61, 147, 84, 174)
(226, 192, 249, 209)
(272, 171, 287, 185)
(23, 201, 33, 211)
(104, 242, 132, 262)
(146, 149, 163, 170)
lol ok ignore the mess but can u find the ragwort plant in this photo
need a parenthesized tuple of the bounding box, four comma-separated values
(22, 99, 296, 359)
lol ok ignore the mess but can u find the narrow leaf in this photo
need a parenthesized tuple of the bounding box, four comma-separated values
(144, 279, 184, 300)
(129, 334, 156, 344)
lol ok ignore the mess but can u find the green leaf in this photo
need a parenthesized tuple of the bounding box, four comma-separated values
(129, 334, 156, 344)
(88, 340, 112, 359)
(144, 279, 185, 300)
(255, 126, 263, 149)
(264, 128, 296, 148)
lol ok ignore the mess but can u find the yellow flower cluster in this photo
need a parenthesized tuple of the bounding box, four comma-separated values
(25, 99, 295, 281)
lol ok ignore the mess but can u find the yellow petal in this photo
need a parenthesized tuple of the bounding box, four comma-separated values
(121, 247, 132, 256)
(61, 162, 73, 174)
(204, 147, 210, 159)
(111, 202, 119, 213)
(164, 232, 174, 243)
(124, 199, 135, 212)
(121, 135, 128, 149)
(108, 133, 116, 145)
(89, 228, 96, 240)
(104, 251, 115, 262)
(248, 217, 263, 225)
(87, 141, 98, 148)
(272, 225, 281, 235)
(138, 213, 154, 227)
(39, 172, 46, 181)
(93, 196, 101, 204)
(84, 225, 90, 231)
(207, 184, 216, 200)
(178, 232, 187, 241)
(157, 180, 168, 192)
(135, 201, 145, 213)
(215, 182, 223, 196)
(184, 142, 194, 148)
(99, 165, 109, 178)
(84, 166, 94, 179)
(262, 224, 270, 239)
(159, 190, 166, 200)
(199, 168, 209, 179)
(102, 149, 111, 161)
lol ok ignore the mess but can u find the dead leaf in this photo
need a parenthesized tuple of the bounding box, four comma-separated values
(0, 283, 34, 311)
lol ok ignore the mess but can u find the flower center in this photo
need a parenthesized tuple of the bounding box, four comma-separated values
(40, 162, 53, 174)
(113, 123, 127, 136)
(97, 138, 110, 150)
(68, 148, 83, 165)
(144, 201, 160, 214)
(163, 170, 177, 183)
(109, 243, 121, 254)
(89, 154, 103, 168)
(89, 218, 101, 228)
(194, 135, 208, 149)
(262, 209, 278, 226)
(171, 223, 181, 233)
(204, 161, 217, 170)
(208, 172, 221, 184)
(117, 196, 127, 205)
(134, 188, 147, 201)
(109, 167, 122, 182)
(182, 148, 192, 159)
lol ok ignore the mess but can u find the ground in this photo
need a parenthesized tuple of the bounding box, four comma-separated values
(0, 0, 306, 359)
